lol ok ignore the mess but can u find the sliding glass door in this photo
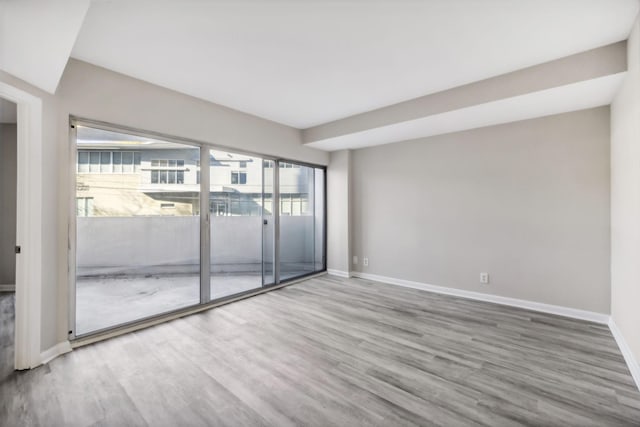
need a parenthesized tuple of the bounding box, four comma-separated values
(73, 121, 325, 338)
(208, 149, 272, 299)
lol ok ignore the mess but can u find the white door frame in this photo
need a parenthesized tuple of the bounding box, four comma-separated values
(0, 81, 43, 369)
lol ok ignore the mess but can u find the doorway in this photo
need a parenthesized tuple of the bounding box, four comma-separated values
(0, 81, 43, 371)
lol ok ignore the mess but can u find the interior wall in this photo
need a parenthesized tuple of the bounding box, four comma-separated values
(352, 107, 611, 314)
(611, 16, 640, 367)
(327, 150, 351, 273)
(0, 123, 17, 285)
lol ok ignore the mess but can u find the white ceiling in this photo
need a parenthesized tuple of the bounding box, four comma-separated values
(0, 1, 89, 93)
(0, 97, 17, 123)
(71, 0, 639, 128)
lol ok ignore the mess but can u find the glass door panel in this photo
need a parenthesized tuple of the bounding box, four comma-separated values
(279, 162, 324, 281)
(209, 149, 264, 299)
(75, 125, 201, 336)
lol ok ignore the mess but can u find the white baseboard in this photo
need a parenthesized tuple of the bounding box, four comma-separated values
(0, 284, 15, 292)
(352, 272, 610, 324)
(39, 341, 72, 366)
(327, 269, 351, 278)
(609, 318, 640, 391)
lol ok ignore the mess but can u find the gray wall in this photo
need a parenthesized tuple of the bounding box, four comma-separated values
(352, 107, 611, 313)
(611, 16, 640, 366)
(327, 150, 351, 273)
(0, 123, 16, 285)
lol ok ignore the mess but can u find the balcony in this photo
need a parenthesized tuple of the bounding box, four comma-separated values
(75, 215, 319, 335)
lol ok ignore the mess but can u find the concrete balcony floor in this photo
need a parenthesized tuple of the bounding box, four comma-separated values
(76, 273, 261, 336)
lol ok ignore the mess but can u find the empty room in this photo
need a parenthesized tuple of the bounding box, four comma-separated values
(1, 1, 640, 425)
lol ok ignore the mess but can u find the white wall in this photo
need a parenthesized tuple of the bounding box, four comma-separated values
(611, 17, 640, 368)
(352, 107, 611, 313)
(0, 123, 17, 285)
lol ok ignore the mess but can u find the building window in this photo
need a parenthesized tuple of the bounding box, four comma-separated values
(78, 151, 140, 173)
(150, 159, 186, 184)
(279, 193, 307, 216)
(231, 171, 247, 184)
(100, 152, 111, 173)
(78, 152, 90, 173)
(76, 197, 94, 217)
(122, 152, 134, 173)
(113, 152, 122, 172)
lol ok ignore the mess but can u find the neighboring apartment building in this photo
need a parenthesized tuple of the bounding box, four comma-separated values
(76, 136, 314, 218)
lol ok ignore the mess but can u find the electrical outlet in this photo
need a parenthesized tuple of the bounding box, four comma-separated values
(480, 272, 489, 284)
(353, 256, 358, 265)
(363, 257, 369, 267)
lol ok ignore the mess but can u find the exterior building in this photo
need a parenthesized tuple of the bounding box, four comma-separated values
(76, 136, 314, 218)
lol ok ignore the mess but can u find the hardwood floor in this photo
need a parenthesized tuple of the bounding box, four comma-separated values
(1, 275, 639, 426)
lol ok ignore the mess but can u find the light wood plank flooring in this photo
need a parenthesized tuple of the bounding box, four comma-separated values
(1, 275, 639, 426)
